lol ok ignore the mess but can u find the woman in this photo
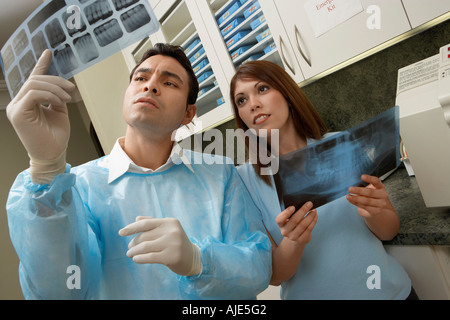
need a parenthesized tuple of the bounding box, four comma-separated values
(230, 60, 413, 299)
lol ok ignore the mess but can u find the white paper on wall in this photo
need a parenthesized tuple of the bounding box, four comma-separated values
(304, 0, 363, 37)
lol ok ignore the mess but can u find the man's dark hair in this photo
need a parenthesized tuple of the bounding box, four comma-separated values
(130, 43, 199, 105)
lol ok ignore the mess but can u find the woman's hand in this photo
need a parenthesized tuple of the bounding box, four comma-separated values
(276, 201, 318, 245)
(270, 201, 317, 285)
(346, 174, 400, 240)
(347, 175, 392, 218)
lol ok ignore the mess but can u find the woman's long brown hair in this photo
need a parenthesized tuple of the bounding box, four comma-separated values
(230, 60, 328, 185)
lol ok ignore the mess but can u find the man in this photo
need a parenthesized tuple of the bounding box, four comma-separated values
(6, 43, 271, 299)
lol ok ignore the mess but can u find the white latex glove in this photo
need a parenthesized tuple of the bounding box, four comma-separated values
(6, 49, 75, 184)
(119, 216, 202, 277)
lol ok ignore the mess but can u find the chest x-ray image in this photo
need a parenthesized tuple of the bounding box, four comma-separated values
(277, 106, 400, 210)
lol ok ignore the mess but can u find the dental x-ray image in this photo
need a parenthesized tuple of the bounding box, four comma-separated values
(84, 0, 113, 25)
(0, 0, 160, 99)
(277, 106, 400, 210)
(120, 4, 151, 33)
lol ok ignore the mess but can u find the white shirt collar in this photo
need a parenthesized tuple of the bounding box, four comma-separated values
(98, 137, 194, 184)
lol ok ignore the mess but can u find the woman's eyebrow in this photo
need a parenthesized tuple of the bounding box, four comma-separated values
(234, 81, 263, 98)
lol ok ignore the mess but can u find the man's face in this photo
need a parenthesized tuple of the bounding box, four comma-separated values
(123, 54, 196, 137)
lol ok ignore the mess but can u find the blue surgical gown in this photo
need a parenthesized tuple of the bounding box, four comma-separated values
(6, 149, 272, 299)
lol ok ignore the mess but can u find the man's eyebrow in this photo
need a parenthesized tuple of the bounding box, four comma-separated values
(163, 70, 184, 85)
(134, 67, 151, 75)
(133, 67, 184, 85)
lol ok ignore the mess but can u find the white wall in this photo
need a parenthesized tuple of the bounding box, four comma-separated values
(0, 109, 28, 299)
(74, 52, 129, 154)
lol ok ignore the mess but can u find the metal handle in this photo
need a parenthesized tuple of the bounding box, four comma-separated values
(279, 36, 295, 75)
(294, 25, 311, 67)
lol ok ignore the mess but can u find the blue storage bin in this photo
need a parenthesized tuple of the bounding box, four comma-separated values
(256, 28, 271, 42)
(217, 1, 242, 25)
(221, 17, 245, 37)
(250, 15, 266, 30)
(198, 85, 214, 98)
(242, 52, 263, 63)
(184, 38, 201, 55)
(197, 70, 213, 83)
(243, 1, 260, 19)
(217, 97, 225, 106)
(189, 46, 205, 64)
(193, 58, 209, 74)
(263, 42, 276, 54)
(231, 44, 254, 60)
(226, 30, 251, 48)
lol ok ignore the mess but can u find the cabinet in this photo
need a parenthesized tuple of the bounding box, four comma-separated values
(200, 0, 295, 81)
(259, 0, 411, 80)
(114, 0, 448, 144)
(385, 246, 450, 299)
(122, 0, 309, 140)
(123, 0, 412, 140)
(401, 0, 450, 29)
(189, 0, 303, 134)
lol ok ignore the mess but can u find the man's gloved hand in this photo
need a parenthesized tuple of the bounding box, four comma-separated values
(6, 49, 75, 184)
(119, 216, 202, 277)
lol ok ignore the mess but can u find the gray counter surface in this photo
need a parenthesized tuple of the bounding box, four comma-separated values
(383, 166, 450, 246)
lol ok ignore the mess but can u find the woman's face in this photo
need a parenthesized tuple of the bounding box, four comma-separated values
(233, 78, 292, 136)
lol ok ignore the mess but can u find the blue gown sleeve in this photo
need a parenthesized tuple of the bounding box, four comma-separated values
(6, 165, 101, 299)
(178, 165, 272, 299)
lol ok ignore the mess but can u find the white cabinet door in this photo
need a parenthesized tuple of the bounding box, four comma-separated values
(257, 0, 306, 83)
(149, 0, 178, 20)
(267, 0, 411, 79)
(202, 0, 306, 83)
(386, 245, 450, 299)
(401, 0, 450, 28)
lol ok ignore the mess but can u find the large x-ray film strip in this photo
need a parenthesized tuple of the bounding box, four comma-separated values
(1, 0, 159, 98)
(277, 106, 400, 210)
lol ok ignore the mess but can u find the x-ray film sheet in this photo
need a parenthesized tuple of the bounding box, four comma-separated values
(0, 0, 159, 98)
(277, 106, 400, 210)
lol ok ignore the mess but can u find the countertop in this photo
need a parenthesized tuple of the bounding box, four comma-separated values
(382, 165, 450, 246)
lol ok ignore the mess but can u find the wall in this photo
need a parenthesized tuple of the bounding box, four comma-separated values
(0, 109, 28, 300)
(0, 100, 100, 299)
(74, 51, 130, 155)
